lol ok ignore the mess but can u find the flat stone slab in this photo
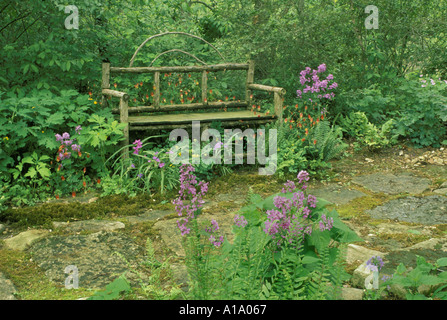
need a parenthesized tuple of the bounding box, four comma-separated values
(0, 272, 17, 300)
(52, 220, 125, 233)
(366, 195, 447, 225)
(124, 210, 174, 225)
(29, 231, 144, 289)
(4, 229, 50, 251)
(351, 173, 431, 195)
(309, 184, 367, 205)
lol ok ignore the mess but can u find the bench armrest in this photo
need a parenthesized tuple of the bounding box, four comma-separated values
(102, 89, 130, 101)
(247, 83, 286, 95)
(248, 84, 285, 123)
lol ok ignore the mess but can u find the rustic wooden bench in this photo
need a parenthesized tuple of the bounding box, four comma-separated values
(100, 33, 286, 150)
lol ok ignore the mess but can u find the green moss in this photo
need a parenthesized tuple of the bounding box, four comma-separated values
(0, 249, 93, 300)
(0, 193, 174, 230)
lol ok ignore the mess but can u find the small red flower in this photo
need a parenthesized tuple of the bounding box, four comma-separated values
(72, 191, 76, 198)
(97, 179, 101, 184)
(314, 139, 317, 145)
(55, 195, 59, 200)
(83, 181, 86, 187)
(83, 167, 86, 173)
(61, 176, 65, 181)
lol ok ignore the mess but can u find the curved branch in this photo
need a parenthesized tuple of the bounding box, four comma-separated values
(129, 31, 225, 67)
(189, 1, 214, 11)
(149, 49, 207, 66)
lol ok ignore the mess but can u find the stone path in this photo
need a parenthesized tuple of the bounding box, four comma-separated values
(0, 170, 446, 300)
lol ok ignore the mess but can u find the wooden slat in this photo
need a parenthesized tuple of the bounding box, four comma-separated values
(111, 101, 248, 114)
(110, 63, 249, 74)
(129, 118, 276, 131)
(128, 110, 276, 126)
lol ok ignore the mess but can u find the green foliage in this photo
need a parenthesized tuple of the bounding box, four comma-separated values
(340, 111, 397, 151)
(87, 275, 132, 300)
(392, 76, 447, 148)
(386, 256, 447, 300)
(276, 119, 347, 178)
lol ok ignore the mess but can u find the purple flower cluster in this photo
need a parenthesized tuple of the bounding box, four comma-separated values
(319, 213, 334, 231)
(151, 151, 165, 168)
(55, 131, 82, 161)
(263, 171, 318, 248)
(133, 139, 142, 155)
(297, 64, 337, 101)
(206, 219, 224, 247)
(366, 256, 385, 272)
(234, 214, 248, 228)
(172, 165, 209, 236)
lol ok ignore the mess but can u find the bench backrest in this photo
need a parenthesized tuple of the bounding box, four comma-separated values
(102, 61, 255, 114)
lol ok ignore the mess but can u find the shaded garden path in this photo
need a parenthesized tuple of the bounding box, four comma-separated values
(1, 145, 446, 300)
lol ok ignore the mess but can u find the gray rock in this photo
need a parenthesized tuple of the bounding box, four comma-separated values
(340, 287, 364, 300)
(433, 188, 447, 195)
(309, 184, 367, 206)
(52, 219, 125, 233)
(29, 231, 144, 289)
(366, 195, 447, 225)
(346, 244, 384, 265)
(124, 210, 174, 225)
(4, 229, 50, 251)
(0, 272, 17, 300)
(352, 173, 431, 195)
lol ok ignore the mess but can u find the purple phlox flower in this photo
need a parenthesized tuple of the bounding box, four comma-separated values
(317, 63, 327, 73)
(71, 144, 81, 152)
(281, 180, 297, 193)
(234, 214, 248, 228)
(62, 132, 70, 140)
(55, 134, 63, 142)
(137, 173, 143, 178)
(307, 194, 317, 208)
(75, 125, 82, 135)
(131, 163, 135, 168)
(159, 162, 165, 168)
(273, 195, 292, 215)
(297, 170, 310, 186)
(208, 234, 224, 247)
(153, 156, 160, 162)
(319, 213, 334, 231)
(326, 74, 334, 80)
(173, 164, 209, 236)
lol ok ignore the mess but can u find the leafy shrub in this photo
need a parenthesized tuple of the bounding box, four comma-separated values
(392, 76, 447, 148)
(340, 111, 397, 151)
(276, 119, 347, 178)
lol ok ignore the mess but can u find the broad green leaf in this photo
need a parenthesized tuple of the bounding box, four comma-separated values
(436, 258, 447, 268)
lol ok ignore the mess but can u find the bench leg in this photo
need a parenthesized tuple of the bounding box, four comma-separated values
(120, 97, 129, 159)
